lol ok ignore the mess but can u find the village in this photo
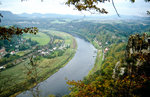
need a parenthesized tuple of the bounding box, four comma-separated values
(0, 37, 38, 57)
(94, 38, 109, 54)
(0, 36, 70, 71)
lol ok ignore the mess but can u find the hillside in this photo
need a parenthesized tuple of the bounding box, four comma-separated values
(66, 34, 150, 97)
(0, 11, 24, 21)
(0, 11, 150, 97)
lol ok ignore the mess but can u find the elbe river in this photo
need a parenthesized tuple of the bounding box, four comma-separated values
(18, 37, 97, 97)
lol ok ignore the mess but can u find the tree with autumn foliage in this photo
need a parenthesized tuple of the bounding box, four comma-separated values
(0, 26, 38, 40)
(66, 0, 150, 16)
(0, 0, 149, 40)
(66, 38, 150, 97)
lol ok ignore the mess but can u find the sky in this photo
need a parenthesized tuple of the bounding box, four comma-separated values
(0, 0, 149, 16)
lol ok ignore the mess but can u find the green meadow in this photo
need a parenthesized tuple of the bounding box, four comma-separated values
(0, 30, 77, 97)
(23, 32, 50, 45)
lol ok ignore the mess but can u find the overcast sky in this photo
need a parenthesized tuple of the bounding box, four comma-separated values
(0, 0, 149, 16)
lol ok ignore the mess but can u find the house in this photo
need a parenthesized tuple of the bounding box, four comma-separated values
(0, 47, 7, 58)
(104, 47, 109, 53)
(15, 45, 19, 48)
(15, 49, 19, 52)
(98, 42, 102, 46)
(105, 42, 108, 45)
(59, 46, 63, 50)
(38, 50, 42, 53)
(0, 48, 6, 55)
(41, 51, 49, 56)
(53, 47, 57, 50)
(49, 49, 53, 52)
(10, 51, 15, 55)
(0, 66, 6, 70)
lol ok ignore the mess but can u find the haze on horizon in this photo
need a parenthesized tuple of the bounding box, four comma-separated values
(0, 0, 149, 16)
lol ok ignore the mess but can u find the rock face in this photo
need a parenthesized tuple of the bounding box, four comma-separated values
(113, 33, 150, 78)
(125, 33, 150, 76)
(126, 33, 150, 59)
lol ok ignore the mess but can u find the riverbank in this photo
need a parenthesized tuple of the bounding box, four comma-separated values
(17, 37, 97, 97)
(0, 30, 77, 97)
(87, 40, 103, 76)
(61, 30, 103, 79)
(13, 47, 76, 97)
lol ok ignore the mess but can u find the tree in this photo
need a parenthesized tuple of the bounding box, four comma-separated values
(0, 26, 38, 40)
(18, 0, 149, 15)
(0, 13, 38, 40)
(65, 0, 150, 16)
(0, 7, 38, 40)
(0, 0, 149, 40)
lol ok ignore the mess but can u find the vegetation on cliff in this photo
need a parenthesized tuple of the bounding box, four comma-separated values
(66, 34, 150, 97)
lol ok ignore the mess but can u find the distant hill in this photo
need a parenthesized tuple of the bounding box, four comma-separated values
(18, 12, 150, 20)
(18, 13, 82, 19)
(0, 10, 149, 20)
(0, 11, 22, 20)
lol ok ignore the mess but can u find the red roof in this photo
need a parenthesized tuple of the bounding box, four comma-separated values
(0, 49, 5, 53)
(11, 51, 15, 53)
(104, 48, 109, 53)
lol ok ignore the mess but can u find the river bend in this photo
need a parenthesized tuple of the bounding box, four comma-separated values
(18, 37, 97, 97)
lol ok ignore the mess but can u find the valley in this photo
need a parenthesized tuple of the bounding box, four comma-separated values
(0, 10, 150, 97)
(0, 28, 77, 97)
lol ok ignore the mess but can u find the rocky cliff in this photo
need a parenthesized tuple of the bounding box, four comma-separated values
(126, 33, 150, 76)
(113, 33, 150, 78)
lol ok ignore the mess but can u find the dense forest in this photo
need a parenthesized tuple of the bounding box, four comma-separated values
(61, 20, 150, 97)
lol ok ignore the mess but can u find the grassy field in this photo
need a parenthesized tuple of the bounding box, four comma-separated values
(41, 30, 74, 45)
(51, 20, 66, 24)
(50, 19, 72, 24)
(16, 50, 31, 56)
(0, 30, 77, 97)
(23, 32, 50, 45)
(54, 39, 63, 44)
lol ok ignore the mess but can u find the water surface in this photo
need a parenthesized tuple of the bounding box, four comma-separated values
(18, 37, 97, 97)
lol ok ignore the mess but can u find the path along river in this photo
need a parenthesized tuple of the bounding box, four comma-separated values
(17, 37, 97, 97)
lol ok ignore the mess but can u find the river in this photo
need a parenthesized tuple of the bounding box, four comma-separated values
(17, 37, 97, 97)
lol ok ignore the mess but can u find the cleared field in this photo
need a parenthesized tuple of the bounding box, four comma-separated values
(0, 49, 75, 96)
(51, 20, 66, 24)
(53, 39, 63, 44)
(23, 32, 50, 45)
(16, 50, 31, 56)
(0, 30, 77, 97)
(42, 30, 73, 44)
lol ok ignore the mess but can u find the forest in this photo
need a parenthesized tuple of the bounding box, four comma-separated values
(0, 3, 150, 96)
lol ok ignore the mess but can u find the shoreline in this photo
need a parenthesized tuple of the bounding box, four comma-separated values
(1, 32, 77, 97)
